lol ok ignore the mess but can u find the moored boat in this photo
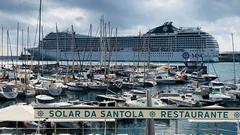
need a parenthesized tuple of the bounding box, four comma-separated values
(0, 82, 18, 100)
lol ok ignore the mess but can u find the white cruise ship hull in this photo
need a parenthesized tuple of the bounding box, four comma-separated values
(29, 47, 219, 62)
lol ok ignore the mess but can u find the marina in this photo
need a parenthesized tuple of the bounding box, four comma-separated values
(0, 0, 239, 134)
(0, 60, 240, 134)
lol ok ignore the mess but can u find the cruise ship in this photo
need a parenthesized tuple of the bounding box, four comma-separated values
(27, 22, 219, 62)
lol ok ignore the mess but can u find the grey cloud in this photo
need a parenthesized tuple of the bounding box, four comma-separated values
(192, 0, 240, 21)
(0, 0, 38, 15)
(49, 0, 145, 28)
(1, 0, 240, 29)
(0, 0, 239, 53)
(46, 0, 240, 32)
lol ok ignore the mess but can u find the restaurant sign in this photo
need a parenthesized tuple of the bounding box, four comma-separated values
(34, 107, 240, 120)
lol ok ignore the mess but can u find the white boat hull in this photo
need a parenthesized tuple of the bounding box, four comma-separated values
(0, 86, 18, 100)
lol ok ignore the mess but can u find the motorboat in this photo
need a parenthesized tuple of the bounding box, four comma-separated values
(188, 72, 218, 82)
(209, 86, 231, 102)
(189, 85, 231, 106)
(35, 95, 72, 107)
(227, 83, 240, 99)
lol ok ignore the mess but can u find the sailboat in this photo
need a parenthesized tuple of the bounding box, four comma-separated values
(223, 33, 240, 101)
(136, 33, 157, 88)
(30, 75, 63, 96)
(29, 0, 64, 96)
(0, 30, 18, 100)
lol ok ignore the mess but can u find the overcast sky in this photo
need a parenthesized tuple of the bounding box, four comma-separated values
(0, 0, 240, 55)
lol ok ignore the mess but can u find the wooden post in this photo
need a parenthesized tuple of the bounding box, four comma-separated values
(115, 119, 117, 135)
(146, 90, 155, 135)
(104, 119, 107, 135)
(175, 120, 178, 134)
(16, 121, 18, 135)
(82, 122, 84, 135)
(54, 122, 57, 135)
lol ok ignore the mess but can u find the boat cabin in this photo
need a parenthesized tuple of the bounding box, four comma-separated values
(209, 86, 225, 94)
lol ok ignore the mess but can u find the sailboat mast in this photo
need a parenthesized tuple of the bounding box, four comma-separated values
(26, 26, 29, 65)
(89, 24, 92, 66)
(104, 22, 107, 76)
(100, 16, 104, 66)
(6, 31, 9, 62)
(21, 28, 24, 70)
(71, 25, 75, 75)
(143, 35, 146, 88)
(16, 22, 19, 62)
(147, 33, 150, 70)
(137, 31, 141, 71)
(41, 26, 44, 68)
(1, 27, 3, 67)
(7, 30, 16, 82)
(22, 29, 24, 60)
(56, 23, 59, 64)
(38, 0, 42, 67)
(115, 27, 118, 66)
(107, 21, 111, 74)
(231, 33, 236, 84)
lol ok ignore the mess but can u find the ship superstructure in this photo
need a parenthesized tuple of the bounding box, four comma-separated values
(28, 22, 219, 62)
